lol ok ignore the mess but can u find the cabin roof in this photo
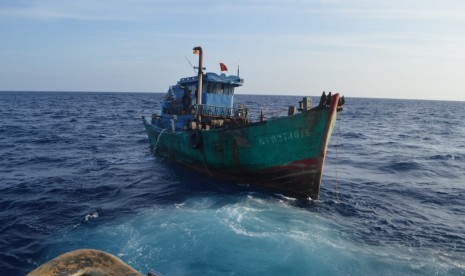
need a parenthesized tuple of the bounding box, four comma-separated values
(179, 72, 243, 87)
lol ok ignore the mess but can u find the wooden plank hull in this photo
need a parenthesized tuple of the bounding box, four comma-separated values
(143, 95, 340, 199)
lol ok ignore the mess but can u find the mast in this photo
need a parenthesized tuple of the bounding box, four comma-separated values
(193, 46, 203, 121)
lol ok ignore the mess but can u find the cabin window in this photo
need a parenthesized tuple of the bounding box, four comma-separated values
(203, 83, 234, 94)
(218, 84, 224, 95)
(225, 85, 230, 95)
(206, 83, 217, 94)
(211, 83, 218, 94)
(206, 83, 213, 93)
(223, 85, 233, 95)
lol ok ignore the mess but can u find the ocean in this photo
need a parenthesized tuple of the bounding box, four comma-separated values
(0, 91, 464, 275)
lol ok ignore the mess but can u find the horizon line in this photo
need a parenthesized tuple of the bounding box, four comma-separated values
(1, 90, 463, 102)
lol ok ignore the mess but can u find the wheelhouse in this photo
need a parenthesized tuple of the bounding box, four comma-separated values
(158, 72, 244, 130)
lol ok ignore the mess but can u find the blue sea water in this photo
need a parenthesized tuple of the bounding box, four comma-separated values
(0, 91, 464, 275)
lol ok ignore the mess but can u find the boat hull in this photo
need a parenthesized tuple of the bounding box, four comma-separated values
(143, 95, 340, 199)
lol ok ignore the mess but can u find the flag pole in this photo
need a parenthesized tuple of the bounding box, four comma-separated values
(193, 46, 203, 121)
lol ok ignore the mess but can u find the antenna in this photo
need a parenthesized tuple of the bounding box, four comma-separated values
(237, 60, 240, 77)
(184, 55, 197, 74)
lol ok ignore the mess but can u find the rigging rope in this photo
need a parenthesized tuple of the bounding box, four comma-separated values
(335, 120, 340, 203)
(202, 156, 214, 178)
(153, 128, 167, 154)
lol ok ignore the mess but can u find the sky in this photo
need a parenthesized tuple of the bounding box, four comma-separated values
(1, 0, 464, 101)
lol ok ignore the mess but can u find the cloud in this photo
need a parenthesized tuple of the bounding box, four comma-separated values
(0, 1, 153, 21)
(0, 7, 99, 21)
(2, 0, 465, 22)
(304, 8, 465, 20)
(0, 0, 242, 22)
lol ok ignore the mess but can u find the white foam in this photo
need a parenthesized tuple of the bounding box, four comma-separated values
(174, 203, 185, 209)
(84, 211, 99, 221)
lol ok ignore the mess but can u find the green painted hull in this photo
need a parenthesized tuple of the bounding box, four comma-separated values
(143, 95, 340, 199)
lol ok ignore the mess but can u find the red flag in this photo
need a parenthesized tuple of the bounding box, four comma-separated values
(220, 62, 228, 72)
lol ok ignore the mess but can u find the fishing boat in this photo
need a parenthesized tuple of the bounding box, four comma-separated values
(142, 46, 344, 199)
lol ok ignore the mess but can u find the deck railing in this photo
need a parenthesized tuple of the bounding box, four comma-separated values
(193, 104, 248, 119)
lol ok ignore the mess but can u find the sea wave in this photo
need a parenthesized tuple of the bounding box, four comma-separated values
(1, 93, 464, 275)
